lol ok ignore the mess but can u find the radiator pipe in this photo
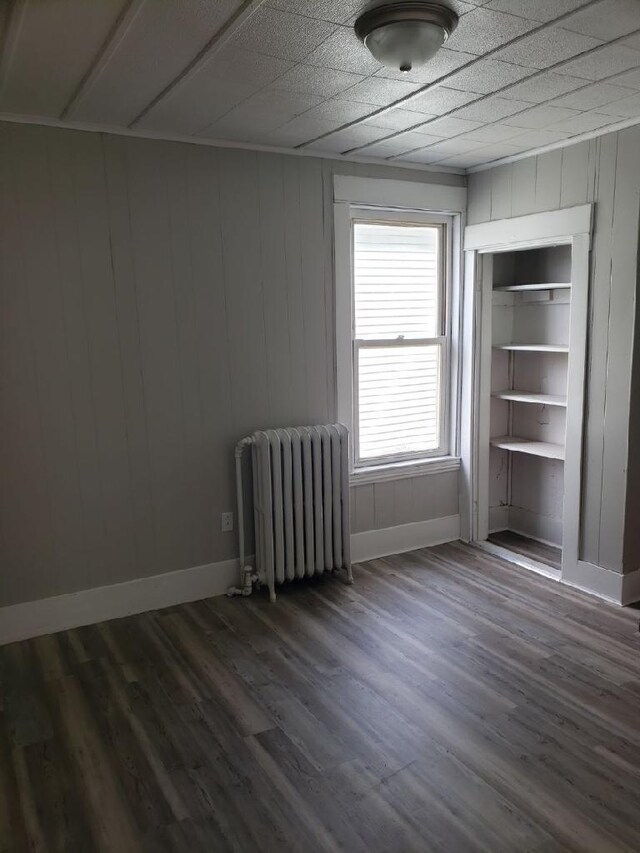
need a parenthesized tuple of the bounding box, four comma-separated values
(227, 436, 258, 597)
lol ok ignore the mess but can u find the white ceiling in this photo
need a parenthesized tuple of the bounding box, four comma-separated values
(3, 0, 640, 170)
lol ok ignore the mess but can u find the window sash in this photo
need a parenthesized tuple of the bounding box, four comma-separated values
(351, 213, 451, 468)
(353, 337, 448, 466)
(353, 219, 447, 342)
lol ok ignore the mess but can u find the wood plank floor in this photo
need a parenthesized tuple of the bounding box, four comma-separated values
(488, 530, 562, 571)
(2, 542, 640, 852)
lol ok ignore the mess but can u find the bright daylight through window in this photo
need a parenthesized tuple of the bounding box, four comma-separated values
(352, 217, 449, 466)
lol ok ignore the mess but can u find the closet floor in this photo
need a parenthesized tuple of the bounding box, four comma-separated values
(488, 529, 562, 571)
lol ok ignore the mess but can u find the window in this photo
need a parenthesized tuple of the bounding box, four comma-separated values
(352, 215, 450, 466)
(334, 176, 464, 483)
(347, 210, 452, 471)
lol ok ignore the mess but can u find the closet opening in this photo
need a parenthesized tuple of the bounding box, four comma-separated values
(483, 244, 571, 576)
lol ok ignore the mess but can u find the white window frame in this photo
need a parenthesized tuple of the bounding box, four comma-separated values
(334, 176, 465, 485)
(352, 209, 451, 467)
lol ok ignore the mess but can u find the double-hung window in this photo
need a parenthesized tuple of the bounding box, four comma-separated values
(349, 209, 452, 469)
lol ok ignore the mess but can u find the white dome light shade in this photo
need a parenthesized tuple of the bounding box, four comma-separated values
(355, 2, 458, 73)
(365, 20, 445, 72)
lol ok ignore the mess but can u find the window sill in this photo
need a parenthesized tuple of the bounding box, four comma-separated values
(350, 456, 461, 486)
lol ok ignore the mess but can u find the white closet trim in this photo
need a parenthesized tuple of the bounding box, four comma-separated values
(464, 205, 592, 252)
(460, 204, 593, 587)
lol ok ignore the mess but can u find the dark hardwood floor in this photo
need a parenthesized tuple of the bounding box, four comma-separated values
(2, 541, 640, 852)
(488, 530, 562, 571)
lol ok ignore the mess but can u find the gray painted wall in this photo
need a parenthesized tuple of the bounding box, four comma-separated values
(468, 127, 640, 574)
(0, 122, 462, 608)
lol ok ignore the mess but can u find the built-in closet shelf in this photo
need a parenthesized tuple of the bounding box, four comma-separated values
(477, 230, 589, 579)
(492, 391, 567, 407)
(490, 436, 565, 460)
(493, 344, 569, 353)
(493, 283, 571, 292)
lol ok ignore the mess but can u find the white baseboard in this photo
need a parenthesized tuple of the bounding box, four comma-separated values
(1, 514, 461, 644)
(562, 559, 627, 604)
(14, 513, 637, 644)
(351, 514, 460, 563)
(0, 557, 241, 645)
(621, 568, 640, 605)
(563, 562, 640, 606)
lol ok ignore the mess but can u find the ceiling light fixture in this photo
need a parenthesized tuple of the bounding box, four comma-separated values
(354, 2, 458, 73)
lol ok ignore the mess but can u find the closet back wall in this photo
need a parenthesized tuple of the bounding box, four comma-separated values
(0, 123, 462, 608)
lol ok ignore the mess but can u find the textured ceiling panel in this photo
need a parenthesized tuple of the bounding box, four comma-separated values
(436, 142, 523, 166)
(547, 110, 616, 133)
(406, 86, 482, 115)
(4, 0, 640, 171)
(502, 103, 582, 127)
(444, 59, 532, 94)
(494, 28, 604, 69)
(395, 147, 463, 165)
(304, 124, 391, 152)
(266, 0, 364, 24)
(364, 108, 437, 130)
(609, 67, 640, 88)
(558, 44, 640, 79)
(265, 99, 377, 147)
(484, 0, 592, 23)
(596, 90, 640, 115)
(434, 1, 479, 17)
(342, 76, 424, 106)
(504, 129, 574, 148)
(461, 123, 526, 142)
(499, 71, 588, 103)
(200, 89, 325, 141)
(551, 81, 634, 110)
(417, 115, 484, 136)
(301, 25, 380, 74)
(0, 0, 127, 116)
(562, 0, 640, 41)
(266, 65, 365, 98)
(404, 137, 485, 159)
(70, 0, 246, 125)
(443, 7, 537, 55)
(354, 131, 446, 157)
(137, 46, 294, 134)
(227, 7, 338, 62)
(453, 95, 533, 121)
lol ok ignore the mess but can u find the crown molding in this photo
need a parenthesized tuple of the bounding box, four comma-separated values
(0, 111, 465, 175)
(466, 114, 640, 174)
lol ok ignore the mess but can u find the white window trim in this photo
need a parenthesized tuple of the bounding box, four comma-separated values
(334, 176, 466, 485)
(351, 208, 451, 466)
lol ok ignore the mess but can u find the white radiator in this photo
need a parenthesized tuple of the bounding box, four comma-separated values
(232, 424, 352, 601)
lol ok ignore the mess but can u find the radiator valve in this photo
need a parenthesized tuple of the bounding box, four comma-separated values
(227, 566, 259, 597)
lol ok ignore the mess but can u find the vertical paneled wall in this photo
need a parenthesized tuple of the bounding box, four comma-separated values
(351, 473, 458, 533)
(0, 122, 463, 607)
(467, 128, 640, 574)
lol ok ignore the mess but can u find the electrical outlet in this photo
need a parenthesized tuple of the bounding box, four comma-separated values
(221, 512, 234, 532)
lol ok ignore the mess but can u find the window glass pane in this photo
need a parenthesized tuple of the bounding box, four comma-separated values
(358, 344, 440, 459)
(353, 222, 440, 340)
